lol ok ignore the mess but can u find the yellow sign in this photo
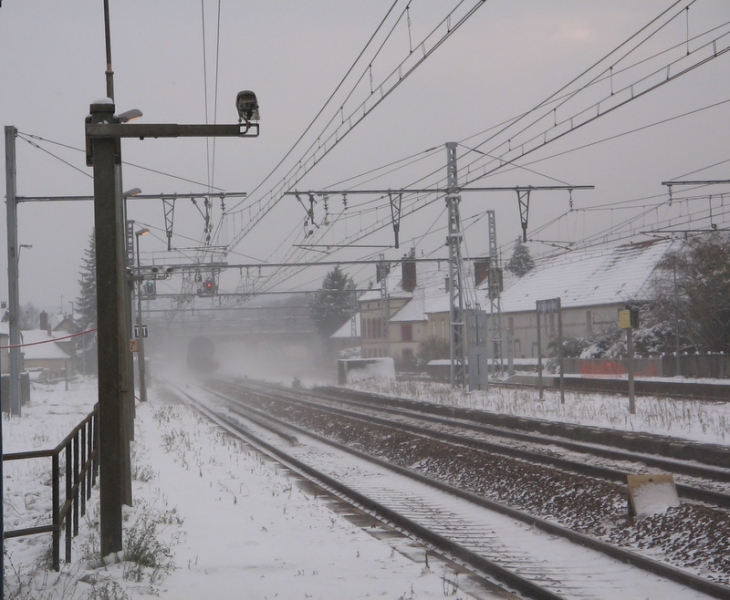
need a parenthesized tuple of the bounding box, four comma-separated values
(618, 309, 632, 330)
(130, 339, 139, 352)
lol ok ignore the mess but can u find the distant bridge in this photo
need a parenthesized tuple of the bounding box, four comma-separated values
(140, 303, 328, 377)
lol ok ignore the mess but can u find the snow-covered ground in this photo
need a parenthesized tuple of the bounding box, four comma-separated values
(349, 377, 730, 445)
(3, 375, 730, 598)
(3, 379, 481, 599)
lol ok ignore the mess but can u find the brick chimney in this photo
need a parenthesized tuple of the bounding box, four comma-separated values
(39, 310, 48, 331)
(475, 258, 490, 287)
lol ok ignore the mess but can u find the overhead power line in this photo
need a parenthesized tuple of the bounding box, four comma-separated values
(220, 1, 488, 254)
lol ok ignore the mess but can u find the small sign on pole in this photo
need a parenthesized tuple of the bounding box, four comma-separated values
(133, 324, 148, 338)
(619, 307, 639, 414)
(535, 298, 564, 403)
(129, 339, 139, 353)
(619, 308, 640, 330)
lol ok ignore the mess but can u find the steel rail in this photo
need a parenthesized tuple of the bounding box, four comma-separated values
(325, 385, 730, 469)
(219, 378, 730, 493)
(170, 384, 554, 600)
(193, 380, 730, 600)
(227, 380, 730, 509)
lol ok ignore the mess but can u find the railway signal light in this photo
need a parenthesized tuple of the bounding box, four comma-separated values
(141, 280, 156, 300)
(198, 277, 217, 297)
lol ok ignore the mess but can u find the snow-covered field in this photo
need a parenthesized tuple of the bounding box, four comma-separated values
(3, 375, 730, 598)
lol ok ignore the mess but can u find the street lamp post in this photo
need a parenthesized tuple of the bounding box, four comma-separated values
(134, 228, 149, 403)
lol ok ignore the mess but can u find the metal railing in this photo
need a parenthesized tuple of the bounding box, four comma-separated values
(3, 405, 98, 570)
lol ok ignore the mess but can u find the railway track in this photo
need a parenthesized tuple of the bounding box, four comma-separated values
(216, 378, 730, 507)
(170, 377, 730, 599)
(489, 375, 730, 403)
(327, 384, 730, 470)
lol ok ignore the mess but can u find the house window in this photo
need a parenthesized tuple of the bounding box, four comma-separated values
(401, 323, 413, 342)
(508, 317, 514, 332)
(586, 310, 593, 335)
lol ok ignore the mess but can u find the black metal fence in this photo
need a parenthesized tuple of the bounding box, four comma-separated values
(3, 405, 98, 570)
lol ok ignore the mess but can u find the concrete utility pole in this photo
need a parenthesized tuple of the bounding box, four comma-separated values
(1, 124, 17, 600)
(5, 126, 21, 416)
(89, 101, 126, 556)
(86, 98, 259, 558)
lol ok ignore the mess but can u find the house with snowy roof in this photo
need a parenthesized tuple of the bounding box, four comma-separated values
(330, 313, 361, 358)
(357, 255, 418, 367)
(353, 249, 490, 370)
(336, 239, 673, 372)
(18, 328, 72, 381)
(476, 239, 675, 359)
(1, 311, 76, 380)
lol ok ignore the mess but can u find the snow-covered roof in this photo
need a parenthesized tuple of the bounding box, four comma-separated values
(357, 271, 413, 303)
(390, 262, 449, 322)
(353, 241, 670, 322)
(331, 313, 360, 339)
(50, 313, 75, 331)
(494, 240, 674, 313)
(15, 329, 71, 361)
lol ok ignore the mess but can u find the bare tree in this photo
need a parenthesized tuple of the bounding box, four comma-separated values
(19, 302, 40, 330)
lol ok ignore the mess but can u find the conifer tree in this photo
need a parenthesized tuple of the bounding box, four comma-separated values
(75, 231, 98, 374)
(506, 237, 535, 277)
(310, 266, 356, 339)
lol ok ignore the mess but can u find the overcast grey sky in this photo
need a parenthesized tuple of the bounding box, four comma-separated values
(2, 1, 729, 314)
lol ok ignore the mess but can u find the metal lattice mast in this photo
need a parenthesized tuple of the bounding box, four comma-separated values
(446, 143, 466, 387)
(350, 290, 358, 340)
(379, 254, 390, 357)
(487, 210, 503, 374)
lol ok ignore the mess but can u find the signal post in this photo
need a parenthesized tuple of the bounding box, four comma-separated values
(86, 99, 259, 557)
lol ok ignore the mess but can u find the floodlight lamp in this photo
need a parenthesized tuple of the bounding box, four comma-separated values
(123, 188, 142, 198)
(236, 91, 259, 123)
(135, 228, 150, 237)
(117, 108, 143, 123)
